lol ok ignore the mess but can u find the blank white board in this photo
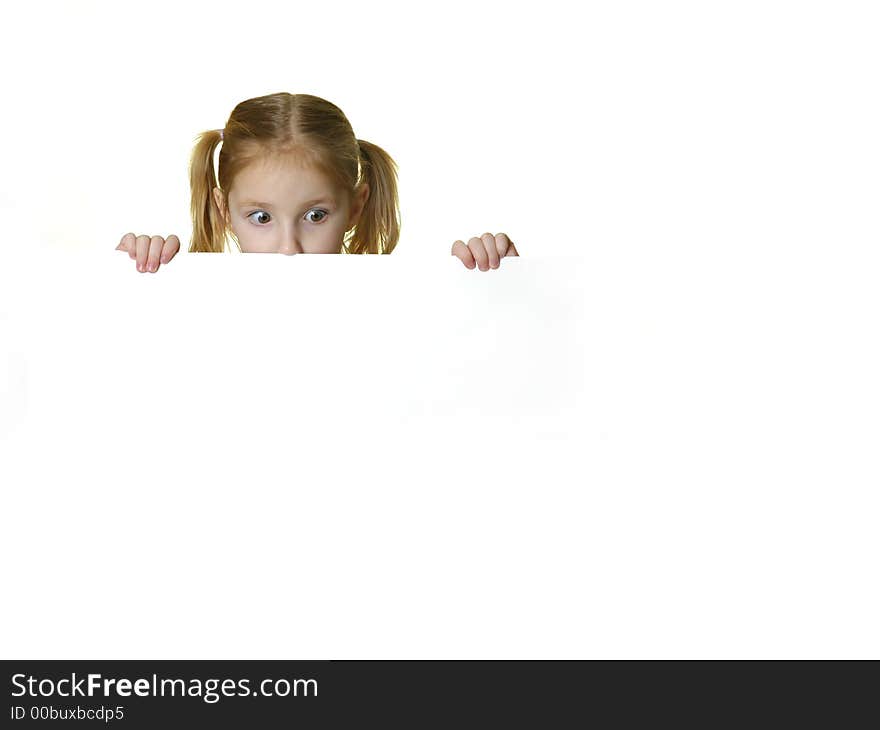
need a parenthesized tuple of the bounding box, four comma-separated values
(1, 247, 878, 658)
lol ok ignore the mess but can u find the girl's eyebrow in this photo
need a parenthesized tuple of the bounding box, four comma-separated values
(239, 198, 333, 208)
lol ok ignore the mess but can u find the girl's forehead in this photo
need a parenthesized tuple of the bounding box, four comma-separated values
(230, 160, 341, 203)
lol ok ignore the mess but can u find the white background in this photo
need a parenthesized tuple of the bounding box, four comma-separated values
(1, 0, 879, 658)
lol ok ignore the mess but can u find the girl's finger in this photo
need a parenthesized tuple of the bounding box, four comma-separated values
(496, 232, 518, 257)
(161, 235, 181, 264)
(468, 236, 490, 271)
(135, 235, 152, 271)
(452, 240, 475, 269)
(117, 232, 136, 253)
(146, 236, 165, 272)
(481, 232, 500, 269)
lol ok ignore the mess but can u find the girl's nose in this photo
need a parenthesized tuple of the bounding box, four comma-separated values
(279, 240, 303, 255)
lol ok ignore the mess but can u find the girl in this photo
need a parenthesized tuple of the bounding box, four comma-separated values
(115, 92, 519, 272)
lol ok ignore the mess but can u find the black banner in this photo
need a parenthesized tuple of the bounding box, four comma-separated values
(2, 660, 876, 727)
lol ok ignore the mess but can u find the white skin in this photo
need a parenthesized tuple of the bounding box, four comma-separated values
(117, 155, 518, 270)
(214, 155, 368, 254)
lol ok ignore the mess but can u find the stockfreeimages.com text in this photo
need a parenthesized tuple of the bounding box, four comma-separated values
(10, 673, 317, 703)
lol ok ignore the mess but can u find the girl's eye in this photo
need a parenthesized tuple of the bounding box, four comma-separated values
(305, 209, 328, 223)
(247, 210, 271, 225)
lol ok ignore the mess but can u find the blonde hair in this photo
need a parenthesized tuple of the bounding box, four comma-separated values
(188, 92, 400, 254)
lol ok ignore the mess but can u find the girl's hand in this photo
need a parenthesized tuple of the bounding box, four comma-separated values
(452, 232, 519, 270)
(116, 232, 181, 273)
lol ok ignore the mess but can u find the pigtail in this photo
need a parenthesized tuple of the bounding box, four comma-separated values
(345, 139, 401, 254)
(188, 129, 228, 252)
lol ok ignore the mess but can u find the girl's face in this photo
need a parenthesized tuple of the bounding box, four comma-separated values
(214, 156, 368, 254)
